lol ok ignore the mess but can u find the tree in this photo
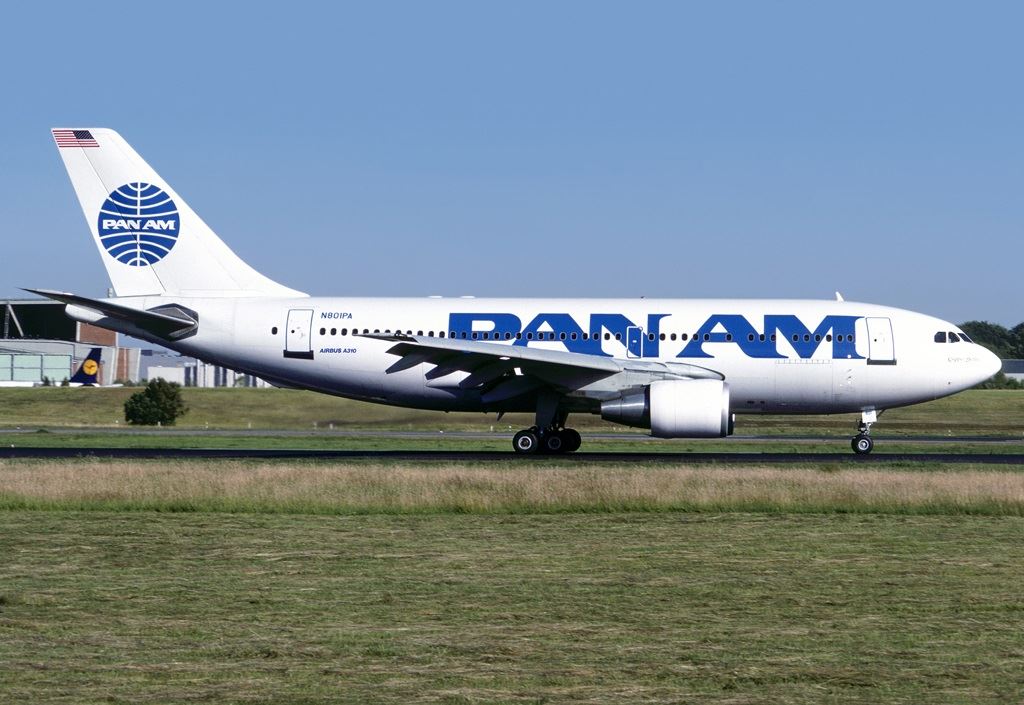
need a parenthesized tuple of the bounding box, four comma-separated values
(960, 321, 1016, 359)
(124, 379, 188, 426)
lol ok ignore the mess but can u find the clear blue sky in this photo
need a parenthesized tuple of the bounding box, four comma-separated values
(2, 1, 1021, 324)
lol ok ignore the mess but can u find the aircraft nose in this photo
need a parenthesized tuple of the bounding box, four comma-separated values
(980, 346, 1002, 380)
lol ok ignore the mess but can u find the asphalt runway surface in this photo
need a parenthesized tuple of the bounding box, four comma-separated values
(1, 447, 1022, 464)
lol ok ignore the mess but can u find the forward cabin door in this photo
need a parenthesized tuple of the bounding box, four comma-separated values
(284, 309, 314, 359)
(866, 317, 896, 365)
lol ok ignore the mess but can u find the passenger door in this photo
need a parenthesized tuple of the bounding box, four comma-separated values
(284, 309, 314, 360)
(866, 317, 896, 365)
(626, 326, 643, 358)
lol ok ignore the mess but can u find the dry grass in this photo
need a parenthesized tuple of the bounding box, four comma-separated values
(1, 459, 1023, 515)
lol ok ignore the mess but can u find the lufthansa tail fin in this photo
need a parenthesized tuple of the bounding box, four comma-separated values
(51, 128, 305, 299)
(69, 347, 102, 386)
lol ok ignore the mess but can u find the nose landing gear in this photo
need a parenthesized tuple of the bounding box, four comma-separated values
(851, 409, 878, 455)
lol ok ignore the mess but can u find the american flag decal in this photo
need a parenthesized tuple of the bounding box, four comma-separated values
(53, 129, 99, 148)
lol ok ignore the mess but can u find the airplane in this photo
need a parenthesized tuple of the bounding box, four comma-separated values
(66, 346, 122, 387)
(33, 128, 1001, 454)
(68, 347, 102, 386)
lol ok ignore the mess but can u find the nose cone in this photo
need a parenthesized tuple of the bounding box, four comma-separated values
(979, 346, 1002, 381)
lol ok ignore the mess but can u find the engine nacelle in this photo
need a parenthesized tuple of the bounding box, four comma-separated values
(600, 379, 733, 438)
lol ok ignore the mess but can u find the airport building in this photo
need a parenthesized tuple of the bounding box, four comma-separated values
(140, 349, 269, 388)
(1, 298, 139, 385)
(1003, 360, 1024, 382)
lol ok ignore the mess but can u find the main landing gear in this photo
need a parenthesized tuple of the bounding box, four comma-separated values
(512, 391, 581, 454)
(851, 409, 878, 455)
(512, 426, 582, 455)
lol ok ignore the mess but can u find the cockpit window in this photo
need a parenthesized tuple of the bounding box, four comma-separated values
(948, 331, 960, 342)
(959, 332, 973, 343)
(934, 331, 947, 343)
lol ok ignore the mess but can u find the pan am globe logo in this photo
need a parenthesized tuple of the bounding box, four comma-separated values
(97, 182, 180, 266)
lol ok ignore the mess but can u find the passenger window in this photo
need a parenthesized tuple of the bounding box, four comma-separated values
(648, 333, 655, 341)
(670, 333, 677, 341)
(605, 333, 611, 341)
(826, 334, 832, 342)
(681, 334, 688, 341)
(439, 332, 445, 338)
(934, 332, 947, 343)
(271, 327, 278, 335)
(331, 328, 337, 336)
(571, 333, 578, 340)
(342, 329, 348, 335)
(319, 327, 326, 335)
(560, 333, 567, 340)
(615, 333, 622, 341)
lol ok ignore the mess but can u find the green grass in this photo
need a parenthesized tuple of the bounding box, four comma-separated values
(0, 387, 1021, 436)
(3, 429, 1024, 454)
(1, 510, 1022, 704)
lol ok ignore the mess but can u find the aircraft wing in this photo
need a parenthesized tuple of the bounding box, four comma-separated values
(362, 333, 723, 402)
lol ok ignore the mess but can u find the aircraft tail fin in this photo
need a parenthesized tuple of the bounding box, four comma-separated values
(51, 128, 305, 299)
(69, 347, 102, 386)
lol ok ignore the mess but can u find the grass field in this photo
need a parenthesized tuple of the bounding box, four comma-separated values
(0, 387, 1022, 436)
(1, 389, 1023, 703)
(2, 509, 1023, 704)
(2, 459, 1024, 516)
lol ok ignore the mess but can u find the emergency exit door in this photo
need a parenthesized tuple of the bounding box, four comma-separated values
(284, 309, 314, 360)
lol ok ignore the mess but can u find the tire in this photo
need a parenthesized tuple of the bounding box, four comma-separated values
(562, 428, 582, 453)
(513, 430, 540, 454)
(543, 432, 565, 454)
(851, 434, 873, 455)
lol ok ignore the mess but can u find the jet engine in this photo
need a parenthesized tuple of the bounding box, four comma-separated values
(600, 379, 733, 438)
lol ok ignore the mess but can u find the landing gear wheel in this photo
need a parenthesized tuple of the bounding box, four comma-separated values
(513, 430, 540, 454)
(543, 432, 565, 454)
(562, 429, 582, 453)
(852, 434, 873, 455)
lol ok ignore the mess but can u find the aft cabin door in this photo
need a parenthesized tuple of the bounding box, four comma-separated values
(284, 309, 314, 360)
(866, 317, 896, 365)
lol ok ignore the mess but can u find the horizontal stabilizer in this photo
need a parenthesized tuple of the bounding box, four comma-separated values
(24, 288, 198, 340)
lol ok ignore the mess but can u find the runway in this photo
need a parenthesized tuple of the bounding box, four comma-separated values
(1, 447, 1022, 464)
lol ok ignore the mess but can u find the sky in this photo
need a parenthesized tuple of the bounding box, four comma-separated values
(1, 1, 1021, 325)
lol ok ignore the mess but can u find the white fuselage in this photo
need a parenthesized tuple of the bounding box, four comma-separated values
(108, 295, 1000, 417)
